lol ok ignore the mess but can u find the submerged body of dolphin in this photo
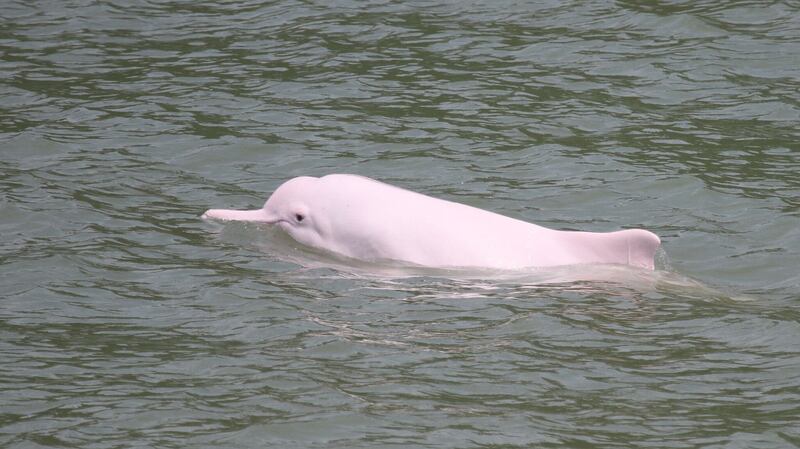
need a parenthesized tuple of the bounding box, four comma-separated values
(202, 174, 661, 270)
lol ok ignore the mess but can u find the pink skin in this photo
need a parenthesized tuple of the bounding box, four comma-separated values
(202, 174, 661, 270)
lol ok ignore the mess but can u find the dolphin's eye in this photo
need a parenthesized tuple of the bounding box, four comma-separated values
(295, 213, 304, 222)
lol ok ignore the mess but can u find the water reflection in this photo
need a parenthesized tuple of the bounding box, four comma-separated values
(2, 0, 799, 447)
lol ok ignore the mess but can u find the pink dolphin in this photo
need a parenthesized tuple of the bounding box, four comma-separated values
(202, 174, 661, 270)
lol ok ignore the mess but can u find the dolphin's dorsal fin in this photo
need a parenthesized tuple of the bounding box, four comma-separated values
(619, 229, 661, 269)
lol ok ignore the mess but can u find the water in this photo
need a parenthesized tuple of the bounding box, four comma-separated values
(2, 1, 799, 447)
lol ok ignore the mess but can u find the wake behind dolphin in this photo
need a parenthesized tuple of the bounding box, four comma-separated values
(202, 174, 661, 270)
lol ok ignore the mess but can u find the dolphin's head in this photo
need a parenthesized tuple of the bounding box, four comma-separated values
(202, 176, 332, 251)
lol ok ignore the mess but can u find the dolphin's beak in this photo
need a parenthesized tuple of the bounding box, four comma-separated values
(201, 208, 278, 223)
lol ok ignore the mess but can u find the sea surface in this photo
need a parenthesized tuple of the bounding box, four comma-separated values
(2, 1, 799, 448)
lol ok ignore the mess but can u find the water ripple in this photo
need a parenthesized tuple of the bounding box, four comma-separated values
(2, 1, 799, 448)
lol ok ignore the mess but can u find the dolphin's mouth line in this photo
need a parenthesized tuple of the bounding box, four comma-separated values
(201, 208, 281, 224)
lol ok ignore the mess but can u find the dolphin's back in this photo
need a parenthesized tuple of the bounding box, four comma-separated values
(318, 174, 661, 270)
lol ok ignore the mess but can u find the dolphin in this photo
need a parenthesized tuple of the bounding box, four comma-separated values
(202, 174, 661, 270)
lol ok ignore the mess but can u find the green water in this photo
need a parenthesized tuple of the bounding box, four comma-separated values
(1, 1, 799, 448)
